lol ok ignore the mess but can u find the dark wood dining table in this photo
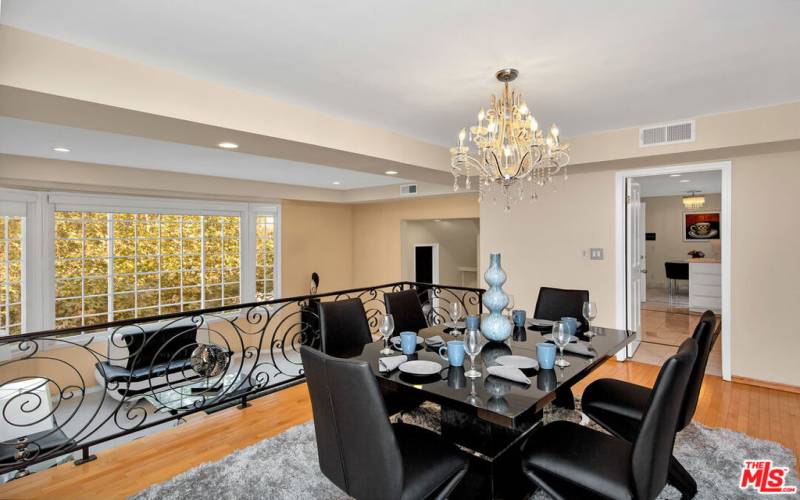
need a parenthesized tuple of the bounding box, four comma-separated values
(341, 323, 634, 500)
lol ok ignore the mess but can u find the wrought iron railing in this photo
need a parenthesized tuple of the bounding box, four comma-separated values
(0, 281, 483, 476)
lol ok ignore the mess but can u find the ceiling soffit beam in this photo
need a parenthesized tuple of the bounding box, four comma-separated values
(0, 26, 450, 179)
(0, 85, 453, 185)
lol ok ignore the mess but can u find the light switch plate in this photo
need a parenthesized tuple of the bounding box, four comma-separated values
(590, 248, 604, 260)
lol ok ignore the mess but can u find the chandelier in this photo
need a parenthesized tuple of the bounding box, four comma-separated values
(450, 68, 569, 211)
(682, 191, 706, 210)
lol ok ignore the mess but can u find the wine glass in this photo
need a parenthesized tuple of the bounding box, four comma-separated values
(504, 294, 515, 319)
(552, 321, 571, 368)
(449, 301, 462, 327)
(582, 301, 598, 338)
(464, 327, 483, 378)
(379, 314, 395, 355)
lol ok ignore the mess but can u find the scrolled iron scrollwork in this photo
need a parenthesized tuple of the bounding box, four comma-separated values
(0, 281, 483, 476)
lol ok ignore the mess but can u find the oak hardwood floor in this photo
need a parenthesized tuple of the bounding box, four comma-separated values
(2, 361, 798, 499)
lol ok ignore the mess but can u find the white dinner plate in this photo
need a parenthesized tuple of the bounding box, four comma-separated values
(543, 334, 579, 343)
(495, 355, 538, 370)
(391, 336, 425, 347)
(527, 318, 554, 327)
(526, 318, 583, 328)
(399, 360, 442, 376)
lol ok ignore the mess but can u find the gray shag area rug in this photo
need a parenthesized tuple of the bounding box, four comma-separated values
(131, 402, 797, 500)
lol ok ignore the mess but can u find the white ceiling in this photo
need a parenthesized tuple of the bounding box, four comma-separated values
(3, 0, 800, 147)
(636, 170, 721, 198)
(0, 118, 408, 190)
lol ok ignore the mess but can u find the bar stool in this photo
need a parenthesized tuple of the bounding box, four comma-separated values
(664, 261, 689, 303)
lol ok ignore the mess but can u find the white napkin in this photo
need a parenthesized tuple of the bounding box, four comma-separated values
(564, 342, 595, 357)
(425, 335, 445, 347)
(486, 365, 531, 385)
(379, 355, 407, 372)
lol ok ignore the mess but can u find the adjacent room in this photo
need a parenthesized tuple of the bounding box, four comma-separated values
(1, 1, 798, 499)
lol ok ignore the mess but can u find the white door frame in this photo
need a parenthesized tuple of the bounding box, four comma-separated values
(614, 161, 732, 381)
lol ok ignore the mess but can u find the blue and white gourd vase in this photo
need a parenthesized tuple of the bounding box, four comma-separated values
(481, 253, 512, 342)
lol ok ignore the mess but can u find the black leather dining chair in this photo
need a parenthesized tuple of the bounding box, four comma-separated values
(318, 297, 425, 414)
(318, 298, 374, 357)
(300, 346, 469, 500)
(521, 338, 698, 500)
(534, 287, 590, 334)
(581, 310, 719, 499)
(385, 289, 429, 334)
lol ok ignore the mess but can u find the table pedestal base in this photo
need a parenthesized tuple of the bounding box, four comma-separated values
(441, 405, 541, 500)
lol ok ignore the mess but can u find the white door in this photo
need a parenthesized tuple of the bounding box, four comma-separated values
(626, 179, 643, 357)
(640, 202, 647, 302)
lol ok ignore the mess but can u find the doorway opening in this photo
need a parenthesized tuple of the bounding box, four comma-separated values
(401, 218, 480, 287)
(615, 162, 731, 380)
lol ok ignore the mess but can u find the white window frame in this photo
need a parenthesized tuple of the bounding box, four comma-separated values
(249, 204, 281, 303)
(0, 190, 281, 342)
(0, 188, 46, 334)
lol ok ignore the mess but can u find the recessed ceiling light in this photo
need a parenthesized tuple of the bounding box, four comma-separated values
(680, 179, 691, 183)
(218, 142, 239, 149)
(385, 170, 399, 175)
(332, 181, 342, 185)
(669, 174, 681, 177)
(52, 147, 71, 153)
(433, 219, 442, 222)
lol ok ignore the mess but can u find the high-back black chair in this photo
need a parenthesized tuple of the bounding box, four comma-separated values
(534, 287, 590, 333)
(318, 298, 373, 357)
(300, 346, 469, 500)
(581, 310, 719, 498)
(384, 289, 429, 334)
(522, 339, 698, 500)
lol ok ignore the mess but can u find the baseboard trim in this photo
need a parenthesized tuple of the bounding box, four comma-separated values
(731, 375, 800, 394)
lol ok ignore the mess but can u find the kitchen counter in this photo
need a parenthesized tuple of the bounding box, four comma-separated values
(687, 258, 721, 264)
(688, 261, 721, 313)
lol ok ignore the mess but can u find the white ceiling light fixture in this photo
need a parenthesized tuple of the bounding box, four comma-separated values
(682, 191, 706, 209)
(332, 181, 341, 185)
(450, 68, 569, 211)
(680, 179, 691, 183)
(385, 170, 399, 175)
(52, 147, 71, 152)
(217, 142, 239, 149)
(669, 174, 681, 177)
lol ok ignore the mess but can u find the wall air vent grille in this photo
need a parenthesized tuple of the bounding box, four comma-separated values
(639, 120, 695, 147)
(400, 184, 418, 195)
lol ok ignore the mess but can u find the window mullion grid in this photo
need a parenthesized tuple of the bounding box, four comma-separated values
(220, 217, 226, 305)
(134, 214, 139, 315)
(200, 216, 206, 307)
(106, 213, 114, 322)
(80, 214, 86, 327)
(2, 217, 8, 335)
(157, 215, 162, 315)
(179, 216, 185, 312)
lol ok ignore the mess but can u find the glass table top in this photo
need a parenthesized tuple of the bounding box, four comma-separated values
(343, 325, 633, 429)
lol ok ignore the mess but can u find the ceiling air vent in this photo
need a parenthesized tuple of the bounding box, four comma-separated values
(400, 184, 418, 195)
(639, 120, 695, 147)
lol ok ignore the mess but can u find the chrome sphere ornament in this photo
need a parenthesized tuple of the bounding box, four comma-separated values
(190, 344, 230, 377)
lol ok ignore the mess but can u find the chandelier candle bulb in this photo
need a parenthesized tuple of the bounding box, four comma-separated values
(450, 68, 569, 211)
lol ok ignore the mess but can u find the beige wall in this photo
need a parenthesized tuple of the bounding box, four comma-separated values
(352, 195, 479, 287)
(643, 194, 722, 287)
(481, 149, 800, 387)
(280, 200, 353, 297)
(401, 219, 479, 287)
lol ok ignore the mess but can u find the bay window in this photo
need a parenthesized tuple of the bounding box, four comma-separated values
(0, 189, 280, 335)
